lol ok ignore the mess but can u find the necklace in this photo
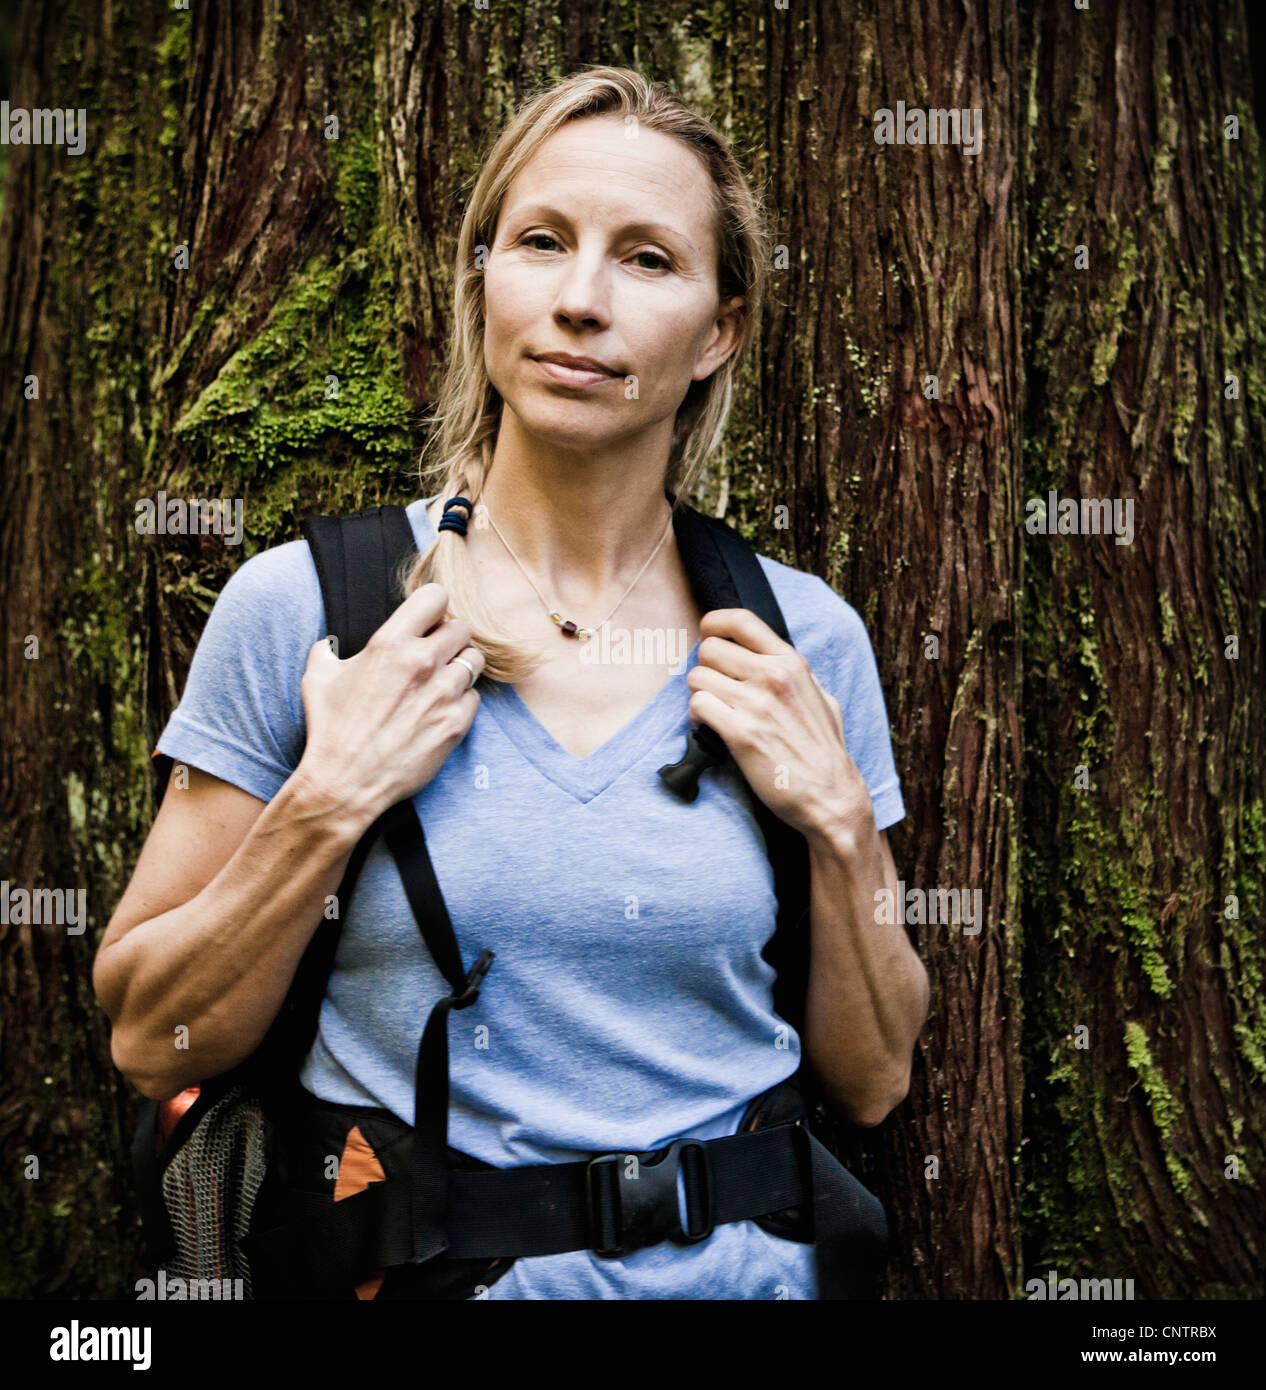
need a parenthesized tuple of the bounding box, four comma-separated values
(483, 502, 675, 641)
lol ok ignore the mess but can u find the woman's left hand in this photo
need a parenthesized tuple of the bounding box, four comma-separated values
(685, 608, 874, 841)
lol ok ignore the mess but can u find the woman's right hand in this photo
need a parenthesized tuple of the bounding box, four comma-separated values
(296, 583, 485, 826)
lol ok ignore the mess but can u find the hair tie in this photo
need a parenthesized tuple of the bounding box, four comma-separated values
(438, 495, 473, 537)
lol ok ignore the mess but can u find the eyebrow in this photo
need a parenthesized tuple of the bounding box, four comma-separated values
(501, 203, 697, 254)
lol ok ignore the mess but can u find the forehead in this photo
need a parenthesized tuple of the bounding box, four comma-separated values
(500, 115, 716, 251)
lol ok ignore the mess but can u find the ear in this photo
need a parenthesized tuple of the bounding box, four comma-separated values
(692, 295, 746, 382)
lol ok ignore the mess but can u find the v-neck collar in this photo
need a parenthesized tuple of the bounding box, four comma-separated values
(410, 494, 701, 803)
(480, 649, 699, 802)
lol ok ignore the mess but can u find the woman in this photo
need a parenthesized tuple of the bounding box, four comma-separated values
(94, 66, 928, 1299)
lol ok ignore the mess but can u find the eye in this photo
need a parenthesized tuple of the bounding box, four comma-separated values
(517, 234, 671, 272)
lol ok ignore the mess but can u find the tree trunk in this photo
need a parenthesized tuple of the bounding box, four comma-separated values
(1020, 0, 1266, 1298)
(0, 0, 1260, 1299)
(712, 0, 1026, 1300)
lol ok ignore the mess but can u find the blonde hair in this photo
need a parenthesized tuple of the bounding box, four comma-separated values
(403, 64, 770, 682)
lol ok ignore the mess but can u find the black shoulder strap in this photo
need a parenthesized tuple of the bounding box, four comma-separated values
(251, 505, 431, 1085)
(657, 500, 814, 1071)
(293, 503, 489, 1265)
(657, 507, 786, 798)
(297, 502, 469, 1004)
(301, 506, 418, 658)
(666, 500, 792, 640)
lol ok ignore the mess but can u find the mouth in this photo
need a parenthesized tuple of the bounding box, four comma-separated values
(531, 353, 621, 387)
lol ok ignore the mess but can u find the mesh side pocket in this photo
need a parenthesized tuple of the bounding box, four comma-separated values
(159, 1084, 269, 1297)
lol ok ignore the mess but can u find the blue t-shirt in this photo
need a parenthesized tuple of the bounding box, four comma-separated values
(156, 496, 905, 1299)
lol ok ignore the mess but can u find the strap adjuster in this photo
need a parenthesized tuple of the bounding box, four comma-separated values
(585, 1138, 714, 1257)
(451, 949, 494, 1010)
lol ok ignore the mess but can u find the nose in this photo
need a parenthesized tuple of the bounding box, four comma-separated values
(550, 247, 611, 330)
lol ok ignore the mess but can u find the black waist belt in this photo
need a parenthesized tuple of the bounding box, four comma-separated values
(243, 1089, 813, 1296)
(452, 1118, 806, 1258)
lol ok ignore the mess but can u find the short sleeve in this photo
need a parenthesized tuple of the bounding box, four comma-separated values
(154, 539, 327, 803)
(808, 578, 906, 833)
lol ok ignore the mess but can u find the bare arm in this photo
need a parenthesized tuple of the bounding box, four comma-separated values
(93, 765, 367, 1100)
(802, 825, 929, 1125)
(93, 582, 486, 1101)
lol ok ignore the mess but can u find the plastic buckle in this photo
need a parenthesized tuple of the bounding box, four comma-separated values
(586, 1138, 714, 1257)
(451, 949, 494, 1010)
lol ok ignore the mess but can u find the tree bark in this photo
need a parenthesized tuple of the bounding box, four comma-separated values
(1021, 0, 1266, 1298)
(706, 0, 1025, 1300)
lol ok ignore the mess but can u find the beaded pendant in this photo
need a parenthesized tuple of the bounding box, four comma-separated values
(550, 611, 593, 641)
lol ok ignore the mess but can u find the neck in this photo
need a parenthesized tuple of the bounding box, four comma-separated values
(474, 413, 676, 602)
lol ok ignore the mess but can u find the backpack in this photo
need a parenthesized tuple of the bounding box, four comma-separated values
(129, 497, 888, 1299)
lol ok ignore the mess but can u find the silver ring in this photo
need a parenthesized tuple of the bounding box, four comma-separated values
(451, 655, 478, 689)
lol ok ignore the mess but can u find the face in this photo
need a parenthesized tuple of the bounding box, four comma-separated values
(481, 114, 744, 458)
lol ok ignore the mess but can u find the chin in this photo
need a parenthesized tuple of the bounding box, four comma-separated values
(508, 400, 632, 452)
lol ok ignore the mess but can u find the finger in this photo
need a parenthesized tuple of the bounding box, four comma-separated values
(440, 643, 485, 694)
(307, 634, 340, 666)
(688, 687, 745, 744)
(421, 615, 475, 668)
(455, 642, 486, 680)
(686, 661, 750, 710)
(695, 632, 766, 680)
(698, 607, 790, 657)
(374, 582, 450, 641)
